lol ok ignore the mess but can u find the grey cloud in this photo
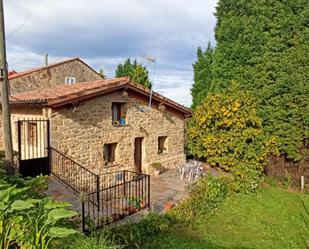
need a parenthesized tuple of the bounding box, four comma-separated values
(5, 0, 218, 106)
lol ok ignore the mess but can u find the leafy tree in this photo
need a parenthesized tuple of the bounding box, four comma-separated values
(191, 43, 214, 109)
(187, 87, 277, 187)
(115, 58, 152, 88)
(200, 0, 309, 160)
(98, 68, 106, 79)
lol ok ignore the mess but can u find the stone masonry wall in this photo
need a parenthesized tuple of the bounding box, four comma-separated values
(10, 60, 102, 94)
(49, 91, 186, 174)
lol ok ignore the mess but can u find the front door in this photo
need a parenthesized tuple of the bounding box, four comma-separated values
(134, 137, 143, 173)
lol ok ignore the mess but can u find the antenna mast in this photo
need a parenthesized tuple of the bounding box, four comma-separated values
(141, 53, 156, 110)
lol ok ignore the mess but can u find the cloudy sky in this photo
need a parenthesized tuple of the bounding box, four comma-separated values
(5, 0, 218, 107)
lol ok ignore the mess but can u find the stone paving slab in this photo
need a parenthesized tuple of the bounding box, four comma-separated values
(46, 176, 82, 213)
(46, 169, 191, 215)
(150, 169, 189, 212)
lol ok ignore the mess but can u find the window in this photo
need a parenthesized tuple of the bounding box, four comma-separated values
(112, 102, 127, 126)
(65, 76, 76, 85)
(28, 122, 37, 146)
(104, 143, 117, 164)
(158, 136, 168, 154)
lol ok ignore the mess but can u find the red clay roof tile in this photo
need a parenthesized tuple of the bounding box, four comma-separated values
(9, 77, 191, 115)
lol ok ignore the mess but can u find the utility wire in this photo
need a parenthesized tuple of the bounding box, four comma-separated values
(7, 0, 29, 40)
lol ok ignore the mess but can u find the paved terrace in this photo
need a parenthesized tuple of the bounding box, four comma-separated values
(46, 168, 190, 214)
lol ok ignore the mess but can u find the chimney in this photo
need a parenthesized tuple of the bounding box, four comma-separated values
(45, 53, 48, 67)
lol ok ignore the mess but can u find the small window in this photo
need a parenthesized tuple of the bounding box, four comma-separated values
(28, 122, 37, 146)
(158, 136, 168, 154)
(112, 102, 127, 126)
(65, 76, 76, 85)
(104, 143, 117, 164)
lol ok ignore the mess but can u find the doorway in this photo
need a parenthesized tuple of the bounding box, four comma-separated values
(17, 119, 50, 177)
(134, 137, 143, 173)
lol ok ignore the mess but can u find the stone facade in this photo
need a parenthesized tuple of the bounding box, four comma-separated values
(9, 59, 102, 94)
(0, 58, 102, 149)
(49, 91, 186, 174)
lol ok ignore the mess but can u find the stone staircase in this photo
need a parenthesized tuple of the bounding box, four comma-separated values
(46, 175, 82, 213)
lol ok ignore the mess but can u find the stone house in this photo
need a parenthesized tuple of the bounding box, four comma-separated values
(8, 77, 191, 175)
(0, 57, 103, 149)
(8, 57, 103, 94)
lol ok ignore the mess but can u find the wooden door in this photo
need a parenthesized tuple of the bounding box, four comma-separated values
(134, 137, 143, 173)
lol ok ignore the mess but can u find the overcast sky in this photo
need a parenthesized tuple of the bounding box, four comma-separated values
(5, 0, 218, 107)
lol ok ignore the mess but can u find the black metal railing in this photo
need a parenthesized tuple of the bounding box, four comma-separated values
(82, 170, 150, 232)
(98, 170, 141, 189)
(49, 147, 99, 194)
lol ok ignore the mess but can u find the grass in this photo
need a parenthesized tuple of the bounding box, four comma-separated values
(147, 186, 309, 249)
(59, 185, 309, 249)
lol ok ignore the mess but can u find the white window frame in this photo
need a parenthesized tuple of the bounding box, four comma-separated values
(65, 76, 76, 85)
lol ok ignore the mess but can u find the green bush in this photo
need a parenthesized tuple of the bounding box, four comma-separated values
(187, 88, 278, 190)
(0, 171, 78, 249)
(170, 175, 232, 221)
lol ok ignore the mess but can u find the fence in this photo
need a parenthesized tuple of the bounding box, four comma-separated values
(17, 119, 50, 177)
(49, 147, 99, 193)
(82, 170, 150, 232)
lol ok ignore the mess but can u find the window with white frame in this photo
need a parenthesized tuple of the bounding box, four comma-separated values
(65, 76, 76, 85)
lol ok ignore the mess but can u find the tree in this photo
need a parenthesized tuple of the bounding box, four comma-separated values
(199, 0, 309, 160)
(98, 68, 106, 79)
(115, 58, 152, 88)
(191, 43, 214, 109)
(187, 86, 277, 188)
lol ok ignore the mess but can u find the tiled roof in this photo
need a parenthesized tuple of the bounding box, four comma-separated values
(10, 77, 191, 115)
(8, 57, 102, 80)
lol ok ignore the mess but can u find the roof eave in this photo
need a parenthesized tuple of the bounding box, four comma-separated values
(126, 84, 192, 116)
(7, 100, 48, 108)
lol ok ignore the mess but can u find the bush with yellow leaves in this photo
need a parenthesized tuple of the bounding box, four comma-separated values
(187, 88, 278, 191)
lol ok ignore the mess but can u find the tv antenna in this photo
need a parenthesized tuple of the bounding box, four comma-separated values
(140, 51, 157, 110)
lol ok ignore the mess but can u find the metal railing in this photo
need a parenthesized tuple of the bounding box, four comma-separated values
(49, 147, 99, 194)
(82, 170, 150, 232)
(49, 148, 150, 232)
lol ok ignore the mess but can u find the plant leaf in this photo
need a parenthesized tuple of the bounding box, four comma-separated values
(10, 200, 34, 210)
(48, 227, 78, 238)
(0, 201, 7, 211)
(44, 200, 71, 209)
(45, 208, 77, 225)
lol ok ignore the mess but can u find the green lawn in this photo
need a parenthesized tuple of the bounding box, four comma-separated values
(147, 186, 309, 249)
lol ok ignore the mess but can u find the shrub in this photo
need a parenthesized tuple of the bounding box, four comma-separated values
(170, 175, 231, 221)
(187, 88, 278, 190)
(150, 162, 163, 171)
(0, 172, 78, 249)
